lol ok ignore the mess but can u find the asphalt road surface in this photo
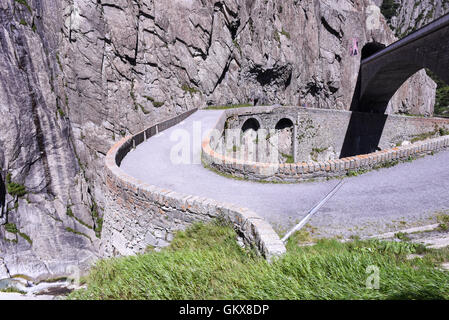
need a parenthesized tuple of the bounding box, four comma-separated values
(121, 110, 449, 238)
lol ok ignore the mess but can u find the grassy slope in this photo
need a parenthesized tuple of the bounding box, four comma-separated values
(69, 221, 449, 300)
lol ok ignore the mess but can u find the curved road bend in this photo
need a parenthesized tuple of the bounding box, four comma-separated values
(121, 110, 449, 238)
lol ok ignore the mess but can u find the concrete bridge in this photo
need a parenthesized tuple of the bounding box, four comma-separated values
(358, 13, 449, 113)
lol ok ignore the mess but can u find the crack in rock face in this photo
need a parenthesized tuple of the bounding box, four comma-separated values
(0, 0, 442, 280)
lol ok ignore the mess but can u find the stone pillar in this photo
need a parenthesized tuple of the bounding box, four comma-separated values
(293, 125, 298, 163)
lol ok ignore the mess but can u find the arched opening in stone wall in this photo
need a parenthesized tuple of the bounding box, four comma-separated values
(275, 118, 294, 163)
(242, 118, 261, 132)
(275, 118, 294, 130)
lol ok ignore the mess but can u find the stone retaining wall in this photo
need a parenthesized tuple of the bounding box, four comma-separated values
(101, 109, 286, 260)
(224, 106, 449, 162)
(202, 107, 449, 182)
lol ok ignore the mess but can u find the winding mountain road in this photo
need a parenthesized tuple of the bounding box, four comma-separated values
(120, 110, 449, 238)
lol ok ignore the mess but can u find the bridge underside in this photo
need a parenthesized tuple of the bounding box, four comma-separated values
(358, 13, 449, 113)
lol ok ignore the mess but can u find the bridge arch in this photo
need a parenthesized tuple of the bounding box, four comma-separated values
(358, 13, 449, 113)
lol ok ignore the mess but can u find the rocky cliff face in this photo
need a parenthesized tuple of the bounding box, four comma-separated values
(379, 0, 449, 37)
(0, 0, 438, 280)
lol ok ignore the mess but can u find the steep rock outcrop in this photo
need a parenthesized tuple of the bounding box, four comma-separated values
(378, 0, 449, 37)
(0, 0, 438, 280)
(0, 0, 99, 280)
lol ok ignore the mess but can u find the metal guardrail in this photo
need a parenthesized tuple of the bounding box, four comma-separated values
(362, 12, 449, 65)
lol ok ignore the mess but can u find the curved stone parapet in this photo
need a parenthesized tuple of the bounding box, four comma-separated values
(202, 107, 449, 182)
(101, 109, 286, 261)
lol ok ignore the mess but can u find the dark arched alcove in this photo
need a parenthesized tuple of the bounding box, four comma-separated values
(275, 118, 294, 130)
(361, 42, 386, 60)
(242, 118, 261, 132)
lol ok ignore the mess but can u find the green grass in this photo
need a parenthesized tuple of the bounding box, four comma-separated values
(69, 221, 449, 300)
(0, 287, 27, 294)
(281, 153, 294, 164)
(205, 103, 253, 110)
(411, 131, 438, 143)
(346, 169, 369, 177)
(201, 160, 295, 185)
(437, 213, 449, 231)
(395, 232, 411, 242)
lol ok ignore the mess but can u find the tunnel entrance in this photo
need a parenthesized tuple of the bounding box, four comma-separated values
(361, 41, 386, 60)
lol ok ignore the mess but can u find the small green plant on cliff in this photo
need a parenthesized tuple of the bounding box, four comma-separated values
(69, 221, 449, 300)
(6, 173, 27, 198)
(91, 201, 103, 238)
(181, 84, 200, 96)
(55, 53, 63, 71)
(57, 107, 65, 118)
(279, 28, 291, 39)
(65, 227, 92, 242)
(380, 0, 400, 24)
(14, 0, 32, 13)
(426, 69, 449, 117)
(437, 213, 449, 231)
(281, 153, 294, 164)
(4, 223, 32, 245)
(232, 39, 242, 54)
(143, 96, 164, 108)
(67, 205, 93, 230)
(4, 223, 18, 234)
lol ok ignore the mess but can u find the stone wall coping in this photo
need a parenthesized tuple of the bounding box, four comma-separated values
(104, 108, 286, 260)
(219, 105, 449, 124)
(201, 106, 449, 181)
